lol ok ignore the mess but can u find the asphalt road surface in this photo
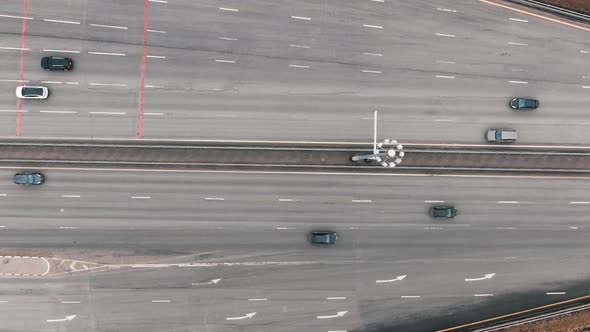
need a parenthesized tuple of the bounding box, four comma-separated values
(0, 0, 588, 143)
(0, 168, 589, 331)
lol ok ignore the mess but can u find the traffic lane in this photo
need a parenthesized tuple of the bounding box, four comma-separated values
(0, 226, 587, 264)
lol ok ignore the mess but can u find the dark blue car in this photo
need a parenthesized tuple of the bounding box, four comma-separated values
(310, 231, 338, 244)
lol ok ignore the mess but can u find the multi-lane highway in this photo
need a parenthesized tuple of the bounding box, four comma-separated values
(0, 0, 589, 142)
(0, 168, 589, 331)
(1, 0, 589, 331)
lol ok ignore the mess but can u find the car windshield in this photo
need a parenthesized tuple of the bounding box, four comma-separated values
(23, 87, 43, 96)
(495, 131, 502, 140)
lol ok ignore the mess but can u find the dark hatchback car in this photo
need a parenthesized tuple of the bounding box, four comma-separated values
(310, 231, 338, 244)
(510, 98, 539, 110)
(41, 56, 73, 71)
(14, 172, 45, 185)
(429, 206, 457, 218)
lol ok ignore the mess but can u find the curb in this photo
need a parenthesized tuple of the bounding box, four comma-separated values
(506, 0, 590, 24)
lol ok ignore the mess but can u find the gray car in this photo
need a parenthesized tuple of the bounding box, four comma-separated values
(486, 129, 517, 143)
(14, 172, 45, 185)
(310, 231, 338, 244)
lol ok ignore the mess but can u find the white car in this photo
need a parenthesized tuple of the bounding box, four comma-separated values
(16, 86, 49, 99)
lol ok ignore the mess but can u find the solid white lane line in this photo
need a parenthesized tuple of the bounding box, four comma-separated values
(437, 8, 457, 12)
(147, 29, 166, 33)
(497, 201, 519, 204)
(474, 294, 494, 297)
(89, 111, 126, 115)
(219, 37, 238, 41)
(362, 70, 382, 74)
(88, 52, 126, 56)
(289, 64, 310, 68)
(363, 52, 383, 56)
(43, 19, 80, 25)
(570, 201, 589, 204)
(401, 295, 421, 298)
(435, 33, 455, 37)
(436, 60, 455, 64)
(508, 42, 528, 46)
(352, 199, 372, 203)
(508, 80, 528, 84)
(363, 24, 383, 29)
(436, 75, 455, 79)
(90, 23, 128, 30)
(0, 14, 33, 19)
(61, 195, 80, 198)
(290, 44, 309, 48)
(509, 17, 528, 22)
(131, 196, 151, 199)
(144, 112, 164, 116)
(43, 49, 80, 54)
(40, 111, 77, 114)
(424, 200, 444, 203)
(291, 16, 311, 20)
(215, 59, 236, 63)
(89, 83, 127, 87)
(61, 301, 81, 304)
(151, 300, 171, 303)
(205, 197, 225, 201)
(546, 292, 566, 295)
(219, 7, 239, 12)
(326, 297, 346, 300)
(248, 298, 268, 301)
(147, 55, 166, 58)
(0, 47, 29, 51)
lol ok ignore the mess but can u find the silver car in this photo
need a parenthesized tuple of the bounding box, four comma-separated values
(486, 129, 517, 143)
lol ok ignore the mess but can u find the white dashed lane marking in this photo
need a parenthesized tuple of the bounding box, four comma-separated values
(363, 24, 383, 29)
(435, 33, 455, 37)
(43, 49, 80, 54)
(509, 17, 528, 22)
(0, 14, 33, 20)
(147, 29, 166, 33)
(43, 19, 80, 25)
(215, 59, 236, 63)
(90, 23, 128, 30)
(88, 52, 126, 56)
(290, 44, 310, 48)
(291, 16, 311, 20)
(219, 37, 238, 41)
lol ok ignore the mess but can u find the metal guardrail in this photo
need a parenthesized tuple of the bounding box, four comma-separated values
(507, 0, 590, 23)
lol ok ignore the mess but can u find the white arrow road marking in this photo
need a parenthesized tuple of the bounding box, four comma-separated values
(465, 273, 495, 282)
(317, 311, 348, 319)
(191, 278, 222, 286)
(47, 315, 76, 323)
(226, 312, 256, 320)
(376, 274, 407, 283)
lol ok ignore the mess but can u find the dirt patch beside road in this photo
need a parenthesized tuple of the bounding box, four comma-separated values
(504, 308, 590, 332)
(537, 0, 590, 15)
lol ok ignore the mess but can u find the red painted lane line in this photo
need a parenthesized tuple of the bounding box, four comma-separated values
(17, 0, 29, 137)
(138, 0, 149, 138)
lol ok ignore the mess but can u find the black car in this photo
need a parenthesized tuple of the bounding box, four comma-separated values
(310, 231, 338, 244)
(510, 98, 539, 110)
(14, 172, 45, 185)
(41, 56, 73, 71)
(429, 206, 457, 218)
